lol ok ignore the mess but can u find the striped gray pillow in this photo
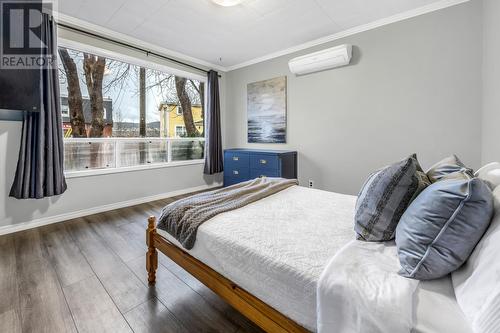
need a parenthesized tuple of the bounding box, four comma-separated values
(355, 154, 430, 241)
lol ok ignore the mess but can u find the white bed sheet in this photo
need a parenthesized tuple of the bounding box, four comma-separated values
(157, 185, 356, 332)
(415, 277, 473, 333)
(317, 240, 473, 333)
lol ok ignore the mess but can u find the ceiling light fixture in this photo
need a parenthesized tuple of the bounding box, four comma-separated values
(211, 0, 242, 7)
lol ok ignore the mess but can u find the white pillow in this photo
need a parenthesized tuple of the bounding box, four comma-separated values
(451, 185, 500, 333)
(475, 162, 500, 190)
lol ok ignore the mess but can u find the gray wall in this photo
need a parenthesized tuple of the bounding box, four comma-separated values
(0, 27, 224, 230)
(0, 0, 489, 230)
(481, 0, 500, 164)
(225, 1, 483, 195)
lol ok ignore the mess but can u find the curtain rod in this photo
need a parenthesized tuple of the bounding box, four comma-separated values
(57, 22, 220, 77)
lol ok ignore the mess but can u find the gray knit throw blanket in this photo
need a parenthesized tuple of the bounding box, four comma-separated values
(157, 177, 298, 249)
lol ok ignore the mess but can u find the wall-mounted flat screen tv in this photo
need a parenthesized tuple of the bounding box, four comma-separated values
(0, 69, 41, 112)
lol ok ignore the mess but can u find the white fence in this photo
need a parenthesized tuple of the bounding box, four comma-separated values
(64, 137, 205, 172)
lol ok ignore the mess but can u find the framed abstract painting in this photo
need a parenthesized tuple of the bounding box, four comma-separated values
(247, 76, 287, 143)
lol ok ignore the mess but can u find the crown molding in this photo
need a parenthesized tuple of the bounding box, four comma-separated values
(55, 12, 227, 72)
(225, 0, 470, 71)
(55, 0, 469, 73)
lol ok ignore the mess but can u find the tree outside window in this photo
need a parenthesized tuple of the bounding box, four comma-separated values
(58, 47, 205, 172)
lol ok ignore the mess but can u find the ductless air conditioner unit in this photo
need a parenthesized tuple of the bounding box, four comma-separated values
(288, 44, 352, 75)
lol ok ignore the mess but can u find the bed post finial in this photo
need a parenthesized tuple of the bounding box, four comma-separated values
(146, 216, 158, 285)
(148, 216, 156, 230)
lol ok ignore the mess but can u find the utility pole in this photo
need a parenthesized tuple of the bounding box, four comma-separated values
(139, 67, 146, 137)
(139, 67, 147, 163)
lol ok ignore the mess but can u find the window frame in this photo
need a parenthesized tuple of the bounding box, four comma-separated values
(58, 38, 207, 178)
(175, 125, 187, 138)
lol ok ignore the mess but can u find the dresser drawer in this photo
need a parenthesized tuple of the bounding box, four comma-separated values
(250, 168, 280, 179)
(223, 149, 297, 187)
(250, 154, 279, 170)
(224, 167, 250, 186)
(224, 152, 249, 169)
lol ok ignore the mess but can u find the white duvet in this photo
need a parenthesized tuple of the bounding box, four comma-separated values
(158, 185, 356, 331)
(158, 185, 473, 332)
(317, 240, 473, 333)
(318, 241, 419, 333)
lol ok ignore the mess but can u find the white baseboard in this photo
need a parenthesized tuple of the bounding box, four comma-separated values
(0, 183, 222, 236)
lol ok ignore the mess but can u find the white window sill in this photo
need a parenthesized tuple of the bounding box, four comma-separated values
(64, 159, 205, 179)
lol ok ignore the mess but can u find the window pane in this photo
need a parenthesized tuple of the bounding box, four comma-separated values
(58, 45, 206, 173)
(117, 140, 169, 167)
(58, 48, 140, 138)
(171, 140, 205, 161)
(175, 126, 186, 137)
(146, 69, 204, 138)
(64, 140, 115, 172)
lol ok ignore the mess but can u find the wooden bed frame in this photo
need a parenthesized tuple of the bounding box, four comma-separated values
(146, 216, 309, 333)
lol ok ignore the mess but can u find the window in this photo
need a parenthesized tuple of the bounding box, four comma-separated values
(61, 104, 69, 117)
(175, 125, 187, 137)
(58, 45, 205, 174)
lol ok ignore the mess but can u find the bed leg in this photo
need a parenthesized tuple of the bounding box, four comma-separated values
(146, 216, 158, 285)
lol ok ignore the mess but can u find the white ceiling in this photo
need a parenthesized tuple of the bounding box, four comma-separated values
(58, 0, 464, 70)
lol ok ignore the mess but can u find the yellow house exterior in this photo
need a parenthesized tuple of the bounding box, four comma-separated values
(159, 103, 204, 138)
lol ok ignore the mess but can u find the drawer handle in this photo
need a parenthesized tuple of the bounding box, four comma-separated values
(233, 170, 239, 175)
(260, 159, 267, 164)
(232, 156, 239, 161)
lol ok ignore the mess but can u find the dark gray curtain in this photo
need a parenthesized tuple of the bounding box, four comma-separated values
(203, 70, 223, 175)
(10, 14, 67, 199)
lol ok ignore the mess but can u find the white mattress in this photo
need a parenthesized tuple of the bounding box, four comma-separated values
(157, 185, 356, 331)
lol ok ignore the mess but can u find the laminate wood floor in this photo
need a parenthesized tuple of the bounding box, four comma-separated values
(0, 190, 265, 333)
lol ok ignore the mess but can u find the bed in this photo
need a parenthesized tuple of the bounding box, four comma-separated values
(147, 185, 355, 332)
(145, 182, 486, 333)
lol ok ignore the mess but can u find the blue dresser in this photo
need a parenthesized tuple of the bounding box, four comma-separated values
(224, 149, 297, 187)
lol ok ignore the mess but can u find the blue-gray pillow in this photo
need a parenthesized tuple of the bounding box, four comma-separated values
(426, 154, 473, 182)
(396, 172, 494, 280)
(355, 154, 430, 241)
